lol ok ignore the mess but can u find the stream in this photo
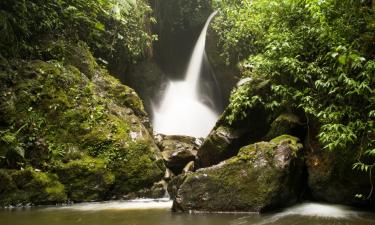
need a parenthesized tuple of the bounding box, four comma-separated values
(1, 199, 374, 225)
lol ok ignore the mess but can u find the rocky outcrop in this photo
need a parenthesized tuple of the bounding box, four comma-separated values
(155, 134, 202, 175)
(123, 60, 168, 115)
(150, 0, 213, 77)
(170, 135, 304, 212)
(0, 43, 165, 206)
(205, 25, 239, 105)
(197, 78, 271, 168)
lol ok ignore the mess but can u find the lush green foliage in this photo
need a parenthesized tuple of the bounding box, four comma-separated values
(213, 0, 374, 197)
(0, 0, 154, 65)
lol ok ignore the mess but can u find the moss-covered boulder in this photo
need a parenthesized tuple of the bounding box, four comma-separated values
(197, 78, 271, 168)
(171, 135, 304, 212)
(0, 168, 67, 206)
(0, 43, 165, 206)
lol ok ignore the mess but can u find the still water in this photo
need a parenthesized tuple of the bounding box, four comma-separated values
(1, 198, 374, 225)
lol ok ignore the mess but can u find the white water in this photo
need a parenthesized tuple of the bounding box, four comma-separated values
(152, 11, 219, 137)
(254, 203, 360, 225)
(45, 198, 172, 211)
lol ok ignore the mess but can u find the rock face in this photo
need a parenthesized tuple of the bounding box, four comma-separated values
(305, 121, 373, 206)
(155, 134, 202, 175)
(0, 43, 165, 206)
(197, 79, 271, 168)
(122, 60, 168, 115)
(205, 26, 239, 106)
(171, 135, 304, 212)
(149, 0, 213, 77)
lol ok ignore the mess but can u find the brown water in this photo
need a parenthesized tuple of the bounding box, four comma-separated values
(0, 199, 374, 225)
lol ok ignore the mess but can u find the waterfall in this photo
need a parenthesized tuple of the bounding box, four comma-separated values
(152, 11, 219, 137)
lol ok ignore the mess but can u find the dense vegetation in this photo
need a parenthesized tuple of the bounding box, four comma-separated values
(212, 0, 374, 199)
(0, 0, 154, 67)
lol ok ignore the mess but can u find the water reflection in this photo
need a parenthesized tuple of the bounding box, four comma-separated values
(0, 201, 374, 225)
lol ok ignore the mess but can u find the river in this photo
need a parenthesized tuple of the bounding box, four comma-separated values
(1, 199, 374, 225)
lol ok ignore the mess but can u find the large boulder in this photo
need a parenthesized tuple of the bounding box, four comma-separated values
(305, 121, 373, 206)
(0, 43, 165, 206)
(197, 78, 271, 168)
(170, 135, 304, 212)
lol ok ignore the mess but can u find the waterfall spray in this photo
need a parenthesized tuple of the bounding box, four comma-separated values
(152, 11, 219, 137)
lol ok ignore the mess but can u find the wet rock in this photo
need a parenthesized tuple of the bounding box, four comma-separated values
(163, 168, 175, 181)
(182, 161, 195, 174)
(122, 60, 168, 115)
(156, 134, 201, 174)
(171, 135, 304, 212)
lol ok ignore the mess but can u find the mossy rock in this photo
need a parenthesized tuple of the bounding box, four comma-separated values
(109, 140, 165, 196)
(171, 135, 304, 212)
(0, 168, 67, 206)
(0, 43, 165, 205)
(264, 113, 304, 141)
(54, 157, 114, 202)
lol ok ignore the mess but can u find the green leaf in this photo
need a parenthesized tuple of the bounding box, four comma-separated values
(95, 22, 105, 31)
(338, 55, 347, 65)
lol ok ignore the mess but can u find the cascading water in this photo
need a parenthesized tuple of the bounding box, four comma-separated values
(152, 11, 219, 137)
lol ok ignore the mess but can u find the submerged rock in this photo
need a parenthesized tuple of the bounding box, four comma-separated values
(171, 135, 304, 212)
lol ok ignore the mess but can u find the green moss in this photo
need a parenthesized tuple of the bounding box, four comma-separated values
(110, 140, 165, 195)
(0, 168, 67, 206)
(54, 157, 114, 202)
(0, 44, 165, 205)
(271, 135, 302, 155)
(265, 113, 301, 140)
